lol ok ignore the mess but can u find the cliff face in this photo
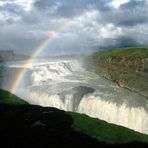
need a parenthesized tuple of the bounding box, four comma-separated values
(87, 47, 148, 97)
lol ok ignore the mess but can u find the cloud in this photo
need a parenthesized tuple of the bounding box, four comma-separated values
(108, 0, 130, 9)
(0, 0, 34, 11)
(0, 0, 148, 55)
(102, 0, 148, 26)
(34, 0, 92, 18)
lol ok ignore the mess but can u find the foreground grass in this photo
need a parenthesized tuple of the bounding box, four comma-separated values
(69, 112, 148, 144)
(0, 89, 28, 104)
(0, 88, 148, 147)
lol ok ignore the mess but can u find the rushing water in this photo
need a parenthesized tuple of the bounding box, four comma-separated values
(1, 58, 148, 134)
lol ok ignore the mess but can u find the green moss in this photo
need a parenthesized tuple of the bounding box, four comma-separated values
(0, 89, 28, 105)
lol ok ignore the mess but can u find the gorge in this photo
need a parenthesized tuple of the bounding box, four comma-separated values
(1, 55, 148, 134)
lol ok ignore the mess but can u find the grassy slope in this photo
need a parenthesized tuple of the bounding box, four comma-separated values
(0, 89, 28, 104)
(89, 47, 148, 97)
(96, 47, 148, 58)
(69, 112, 148, 144)
(0, 88, 148, 147)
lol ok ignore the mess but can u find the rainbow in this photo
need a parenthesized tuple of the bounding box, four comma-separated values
(10, 21, 72, 94)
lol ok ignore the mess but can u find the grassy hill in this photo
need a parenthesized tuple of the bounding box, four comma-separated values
(0, 89, 28, 104)
(96, 47, 148, 58)
(0, 88, 148, 147)
(86, 47, 148, 97)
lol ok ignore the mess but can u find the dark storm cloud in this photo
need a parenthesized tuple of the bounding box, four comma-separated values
(101, 0, 148, 27)
(115, 36, 139, 48)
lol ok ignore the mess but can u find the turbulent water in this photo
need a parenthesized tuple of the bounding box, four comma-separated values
(1, 57, 148, 134)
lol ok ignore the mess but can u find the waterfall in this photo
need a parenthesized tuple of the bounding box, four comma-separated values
(78, 95, 148, 134)
(1, 58, 148, 134)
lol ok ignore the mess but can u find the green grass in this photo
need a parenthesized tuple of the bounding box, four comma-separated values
(69, 112, 148, 144)
(0, 89, 28, 104)
(0, 88, 148, 145)
(96, 47, 148, 58)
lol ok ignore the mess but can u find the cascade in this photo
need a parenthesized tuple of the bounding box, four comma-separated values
(1, 58, 148, 134)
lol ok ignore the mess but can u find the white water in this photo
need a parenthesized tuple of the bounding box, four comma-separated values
(1, 58, 148, 134)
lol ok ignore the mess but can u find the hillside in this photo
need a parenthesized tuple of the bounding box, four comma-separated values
(0, 89, 28, 105)
(86, 47, 148, 97)
(0, 50, 29, 62)
(0, 88, 148, 147)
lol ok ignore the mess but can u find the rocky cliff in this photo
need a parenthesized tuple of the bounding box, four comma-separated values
(86, 47, 148, 97)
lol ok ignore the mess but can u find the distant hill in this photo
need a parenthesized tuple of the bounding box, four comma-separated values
(0, 50, 29, 61)
(0, 88, 148, 147)
(86, 47, 148, 97)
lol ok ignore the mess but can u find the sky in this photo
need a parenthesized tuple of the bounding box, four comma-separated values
(0, 0, 148, 55)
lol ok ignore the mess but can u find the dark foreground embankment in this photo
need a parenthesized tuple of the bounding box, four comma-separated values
(0, 89, 148, 147)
